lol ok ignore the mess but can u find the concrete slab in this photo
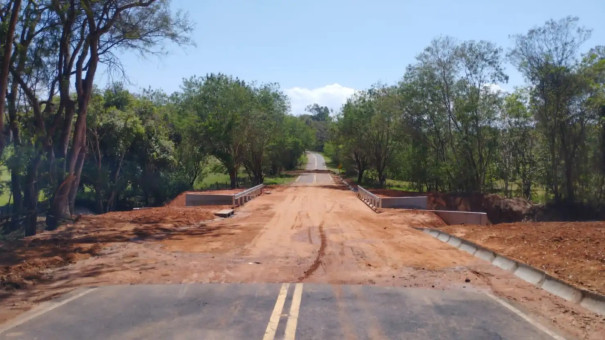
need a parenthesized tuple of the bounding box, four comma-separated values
(437, 232, 451, 242)
(381, 196, 428, 209)
(475, 248, 496, 262)
(540, 276, 583, 303)
(580, 291, 605, 316)
(514, 264, 546, 285)
(432, 210, 489, 225)
(214, 209, 234, 218)
(186, 194, 233, 206)
(459, 241, 478, 255)
(446, 236, 462, 248)
(492, 255, 518, 272)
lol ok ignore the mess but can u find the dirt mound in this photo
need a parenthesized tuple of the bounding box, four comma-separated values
(441, 221, 605, 295)
(428, 192, 535, 224)
(0, 204, 222, 295)
(99, 206, 220, 224)
(367, 188, 535, 224)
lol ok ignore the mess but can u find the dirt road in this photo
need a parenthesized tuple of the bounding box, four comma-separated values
(1, 153, 604, 339)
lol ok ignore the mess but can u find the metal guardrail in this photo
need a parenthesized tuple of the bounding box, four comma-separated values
(357, 186, 381, 209)
(233, 184, 264, 206)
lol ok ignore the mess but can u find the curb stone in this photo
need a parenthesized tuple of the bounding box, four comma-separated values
(580, 292, 605, 315)
(437, 232, 451, 242)
(514, 264, 546, 285)
(446, 236, 462, 248)
(475, 248, 496, 262)
(542, 275, 583, 303)
(459, 240, 478, 255)
(492, 255, 518, 272)
(415, 227, 605, 316)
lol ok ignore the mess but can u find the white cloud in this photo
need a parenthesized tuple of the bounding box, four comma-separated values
(485, 83, 505, 94)
(285, 83, 357, 115)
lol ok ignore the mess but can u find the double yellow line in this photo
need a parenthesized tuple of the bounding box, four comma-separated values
(263, 283, 304, 340)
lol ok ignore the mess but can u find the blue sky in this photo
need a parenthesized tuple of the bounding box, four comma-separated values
(100, 0, 605, 114)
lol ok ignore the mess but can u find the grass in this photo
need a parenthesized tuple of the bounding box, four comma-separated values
(194, 172, 232, 190)
(319, 152, 340, 173)
(194, 170, 298, 189)
(264, 174, 297, 185)
(0, 166, 11, 206)
(299, 153, 308, 170)
(0, 166, 47, 207)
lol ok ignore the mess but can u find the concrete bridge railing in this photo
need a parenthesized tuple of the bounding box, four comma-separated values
(357, 186, 381, 209)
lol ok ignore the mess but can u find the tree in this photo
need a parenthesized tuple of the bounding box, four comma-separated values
(510, 16, 593, 202)
(0, 0, 21, 156)
(266, 115, 314, 173)
(398, 37, 506, 192)
(242, 84, 289, 184)
(338, 93, 372, 184)
(500, 89, 539, 199)
(85, 85, 144, 212)
(2, 0, 191, 233)
(180, 74, 255, 188)
(46, 0, 192, 229)
(301, 103, 332, 151)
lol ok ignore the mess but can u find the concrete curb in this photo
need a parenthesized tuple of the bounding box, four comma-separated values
(414, 227, 605, 316)
(446, 236, 462, 248)
(514, 264, 545, 285)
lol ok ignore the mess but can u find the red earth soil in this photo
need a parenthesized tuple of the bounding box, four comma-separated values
(440, 221, 605, 295)
(367, 188, 534, 224)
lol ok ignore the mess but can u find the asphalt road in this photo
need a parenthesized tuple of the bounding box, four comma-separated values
(305, 151, 327, 170)
(296, 152, 333, 185)
(0, 283, 557, 340)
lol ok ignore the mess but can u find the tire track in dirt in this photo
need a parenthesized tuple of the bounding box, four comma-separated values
(298, 222, 327, 281)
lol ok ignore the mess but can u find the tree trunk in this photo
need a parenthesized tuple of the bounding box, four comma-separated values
(47, 34, 98, 228)
(0, 0, 21, 156)
(46, 175, 76, 229)
(68, 149, 86, 215)
(106, 153, 126, 212)
(7, 78, 22, 230)
(357, 169, 365, 185)
(24, 155, 41, 236)
(229, 167, 238, 189)
(9, 170, 23, 231)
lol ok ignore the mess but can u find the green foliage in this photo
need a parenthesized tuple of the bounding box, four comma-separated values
(299, 103, 332, 151)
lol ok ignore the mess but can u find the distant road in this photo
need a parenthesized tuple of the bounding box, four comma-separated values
(305, 151, 327, 171)
(295, 151, 332, 185)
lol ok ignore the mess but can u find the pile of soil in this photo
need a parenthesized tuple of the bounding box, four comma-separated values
(0, 204, 223, 293)
(440, 221, 605, 295)
(369, 188, 535, 224)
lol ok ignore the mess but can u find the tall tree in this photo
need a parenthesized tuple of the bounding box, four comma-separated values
(0, 0, 21, 155)
(3, 0, 191, 233)
(180, 74, 255, 189)
(510, 16, 592, 202)
(242, 83, 288, 184)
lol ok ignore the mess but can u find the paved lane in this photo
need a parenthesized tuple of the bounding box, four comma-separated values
(305, 152, 328, 171)
(0, 284, 558, 340)
(296, 152, 333, 185)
